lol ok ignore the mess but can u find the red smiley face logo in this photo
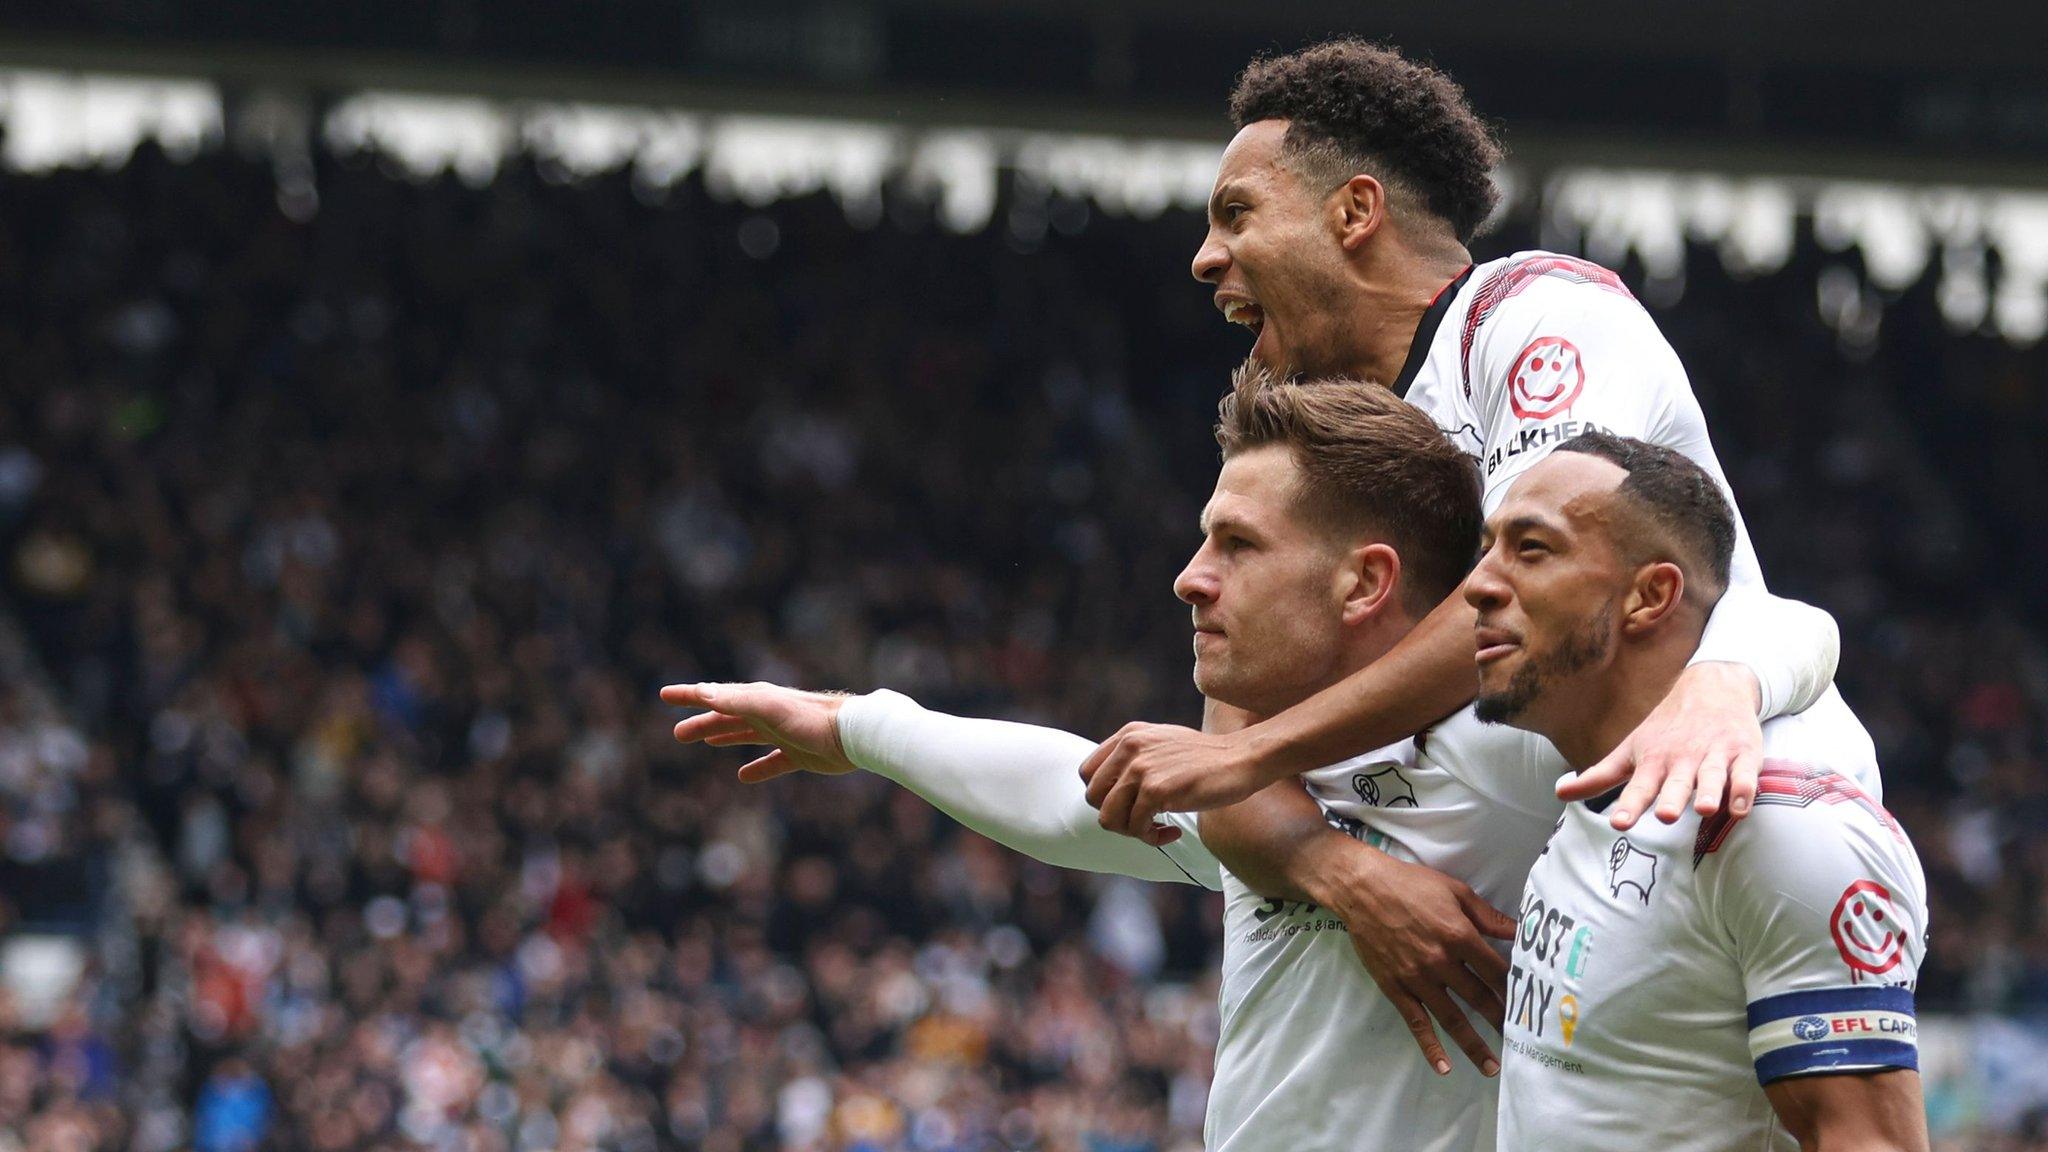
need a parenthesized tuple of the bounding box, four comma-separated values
(1830, 879, 1905, 976)
(1508, 337, 1586, 420)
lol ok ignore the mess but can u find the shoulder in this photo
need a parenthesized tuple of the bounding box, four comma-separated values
(1758, 692, 1881, 797)
(1694, 761, 1921, 938)
(1460, 252, 1641, 344)
(1459, 251, 1675, 398)
(1419, 707, 1567, 818)
(1698, 761, 1905, 863)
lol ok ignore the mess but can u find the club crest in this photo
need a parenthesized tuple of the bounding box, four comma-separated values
(1607, 837, 1658, 904)
(1352, 763, 1418, 808)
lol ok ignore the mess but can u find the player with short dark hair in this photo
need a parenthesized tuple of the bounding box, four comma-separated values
(1465, 437, 1927, 1152)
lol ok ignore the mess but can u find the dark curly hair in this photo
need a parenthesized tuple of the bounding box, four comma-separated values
(1230, 39, 1504, 244)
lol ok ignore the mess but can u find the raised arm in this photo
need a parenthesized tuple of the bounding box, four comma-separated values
(664, 683, 1220, 889)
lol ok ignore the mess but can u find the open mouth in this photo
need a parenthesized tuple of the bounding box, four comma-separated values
(1218, 296, 1264, 337)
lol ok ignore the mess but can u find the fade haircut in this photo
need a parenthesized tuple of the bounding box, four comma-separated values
(1216, 360, 1482, 614)
(1229, 39, 1504, 244)
(1555, 431, 1736, 604)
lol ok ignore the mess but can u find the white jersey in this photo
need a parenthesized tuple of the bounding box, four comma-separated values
(1398, 250, 1755, 565)
(1202, 708, 1564, 1152)
(1396, 247, 1870, 759)
(1497, 703, 1926, 1152)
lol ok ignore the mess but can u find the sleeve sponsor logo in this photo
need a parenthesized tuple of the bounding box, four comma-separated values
(1507, 336, 1586, 419)
(1831, 880, 1907, 976)
(1458, 254, 1634, 399)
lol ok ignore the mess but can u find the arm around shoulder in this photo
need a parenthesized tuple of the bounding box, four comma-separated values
(1694, 585, 1841, 721)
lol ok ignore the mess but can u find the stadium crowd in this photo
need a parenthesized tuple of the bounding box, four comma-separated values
(0, 140, 2044, 1151)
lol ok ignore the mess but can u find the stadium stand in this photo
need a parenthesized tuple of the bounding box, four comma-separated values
(0, 139, 2044, 1151)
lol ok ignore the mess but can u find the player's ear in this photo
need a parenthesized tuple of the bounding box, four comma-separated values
(1339, 541, 1401, 626)
(1334, 174, 1387, 251)
(1621, 561, 1687, 634)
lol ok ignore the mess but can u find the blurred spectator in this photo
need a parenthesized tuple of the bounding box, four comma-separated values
(193, 1059, 271, 1152)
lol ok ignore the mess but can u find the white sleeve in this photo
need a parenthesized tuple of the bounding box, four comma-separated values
(835, 690, 1223, 889)
(1468, 267, 1837, 714)
(1700, 766, 1927, 1085)
(1691, 585, 1840, 720)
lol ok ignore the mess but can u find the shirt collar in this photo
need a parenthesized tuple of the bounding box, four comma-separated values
(1390, 264, 1474, 398)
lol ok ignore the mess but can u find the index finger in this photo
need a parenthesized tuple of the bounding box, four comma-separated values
(1608, 755, 1669, 831)
(1453, 932, 1511, 991)
(661, 683, 720, 707)
(1391, 993, 1453, 1077)
(1554, 742, 1629, 803)
(1096, 767, 1143, 837)
(1417, 985, 1498, 1074)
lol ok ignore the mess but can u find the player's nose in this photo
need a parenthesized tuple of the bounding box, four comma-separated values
(1174, 554, 1218, 605)
(1192, 229, 1228, 283)
(1462, 547, 1511, 611)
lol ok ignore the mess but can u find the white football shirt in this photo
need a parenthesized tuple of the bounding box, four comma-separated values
(1204, 709, 1564, 1152)
(1396, 247, 1869, 753)
(1399, 251, 1753, 550)
(1496, 702, 1926, 1152)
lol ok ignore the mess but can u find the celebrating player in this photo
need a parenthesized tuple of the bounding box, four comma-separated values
(1466, 432, 1927, 1152)
(664, 367, 1841, 1151)
(1074, 39, 1857, 1068)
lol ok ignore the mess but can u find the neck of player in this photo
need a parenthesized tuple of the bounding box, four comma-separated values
(1551, 638, 1699, 775)
(1333, 243, 1470, 387)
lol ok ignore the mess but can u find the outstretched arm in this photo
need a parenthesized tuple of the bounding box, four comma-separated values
(664, 683, 1220, 888)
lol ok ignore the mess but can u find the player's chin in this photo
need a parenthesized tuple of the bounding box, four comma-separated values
(1473, 660, 1517, 700)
